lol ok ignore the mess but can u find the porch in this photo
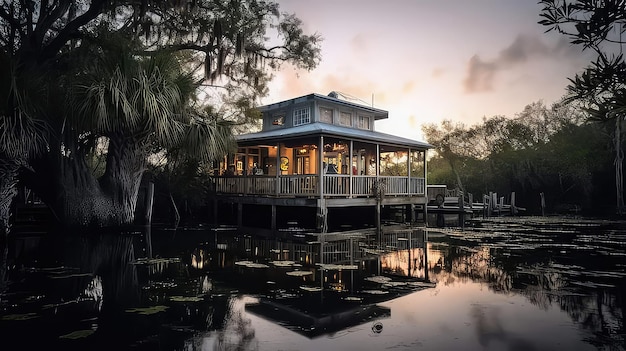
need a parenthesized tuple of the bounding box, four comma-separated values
(213, 174, 426, 198)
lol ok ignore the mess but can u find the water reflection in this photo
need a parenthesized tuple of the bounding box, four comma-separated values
(1, 219, 625, 350)
(426, 218, 626, 350)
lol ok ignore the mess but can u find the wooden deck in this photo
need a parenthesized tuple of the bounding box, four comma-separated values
(212, 175, 426, 198)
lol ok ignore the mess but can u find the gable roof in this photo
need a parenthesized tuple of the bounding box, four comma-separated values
(236, 122, 433, 149)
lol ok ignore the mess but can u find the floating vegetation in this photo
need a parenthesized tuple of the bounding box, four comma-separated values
(48, 272, 93, 280)
(406, 281, 437, 288)
(169, 296, 204, 302)
(316, 263, 358, 271)
(234, 261, 270, 268)
(125, 306, 169, 315)
(286, 270, 313, 277)
(23, 266, 80, 273)
(270, 260, 297, 267)
(142, 281, 178, 290)
(361, 290, 389, 295)
(132, 257, 181, 265)
(383, 281, 408, 288)
(1, 312, 39, 321)
(59, 329, 95, 339)
(365, 276, 392, 284)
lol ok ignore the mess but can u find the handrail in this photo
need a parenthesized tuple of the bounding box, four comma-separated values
(213, 175, 425, 198)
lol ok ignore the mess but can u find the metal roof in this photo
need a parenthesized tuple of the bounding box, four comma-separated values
(257, 93, 389, 120)
(236, 122, 433, 149)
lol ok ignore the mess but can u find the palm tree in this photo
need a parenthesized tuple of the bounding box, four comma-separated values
(35, 42, 235, 227)
(0, 54, 49, 289)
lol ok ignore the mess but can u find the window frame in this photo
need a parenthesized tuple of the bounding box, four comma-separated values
(293, 107, 311, 126)
(340, 111, 352, 127)
(320, 107, 333, 124)
(358, 115, 371, 130)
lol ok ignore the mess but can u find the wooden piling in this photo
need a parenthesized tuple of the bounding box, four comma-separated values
(144, 181, 154, 259)
(458, 194, 465, 229)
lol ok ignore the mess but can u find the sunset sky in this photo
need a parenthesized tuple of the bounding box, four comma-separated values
(264, 0, 596, 141)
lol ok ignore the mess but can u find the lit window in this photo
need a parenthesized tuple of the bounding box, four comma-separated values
(320, 107, 333, 123)
(340, 112, 352, 126)
(293, 108, 310, 126)
(358, 116, 370, 129)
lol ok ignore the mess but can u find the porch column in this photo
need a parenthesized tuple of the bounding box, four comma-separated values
(408, 147, 412, 196)
(319, 136, 325, 199)
(375, 143, 381, 245)
(349, 140, 354, 198)
(275, 142, 280, 196)
(318, 136, 327, 233)
(376, 144, 380, 177)
(424, 149, 428, 225)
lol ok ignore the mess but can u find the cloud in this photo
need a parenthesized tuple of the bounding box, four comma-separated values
(463, 34, 565, 94)
(464, 55, 498, 93)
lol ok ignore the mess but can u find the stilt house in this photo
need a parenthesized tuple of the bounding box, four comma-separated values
(210, 92, 432, 234)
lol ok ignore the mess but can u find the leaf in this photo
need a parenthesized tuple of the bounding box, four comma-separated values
(125, 306, 169, 315)
(59, 329, 95, 339)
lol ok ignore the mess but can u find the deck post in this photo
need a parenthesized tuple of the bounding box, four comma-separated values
(144, 181, 154, 259)
(237, 203, 243, 228)
(275, 142, 280, 197)
(423, 150, 428, 226)
(349, 140, 354, 198)
(423, 229, 429, 281)
(511, 192, 517, 215)
(212, 198, 218, 225)
(458, 194, 465, 229)
(271, 205, 277, 231)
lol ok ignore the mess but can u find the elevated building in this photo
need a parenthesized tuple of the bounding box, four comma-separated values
(210, 92, 433, 234)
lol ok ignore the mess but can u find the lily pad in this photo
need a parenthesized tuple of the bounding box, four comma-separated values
(169, 296, 203, 302)
(1, 312, 40, 321)
(286, 270, 313, 277)
(59, 329, 95, 339)
(125, 305, 169, 315)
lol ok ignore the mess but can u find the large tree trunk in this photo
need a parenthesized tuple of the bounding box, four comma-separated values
(0, 157, 20, 290)
(614, 116, 625, 215)
(28, 137, 147, 228)
(99, 136, 147, 226)
(0, 158, 20, 238)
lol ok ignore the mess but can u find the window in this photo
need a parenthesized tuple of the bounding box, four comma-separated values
(340, 112, 352, 126)
(272, 115, 285, 126)
(320, 107, 333, 123)
(358, 115, 370, 129)
(293, 107, 310, 126)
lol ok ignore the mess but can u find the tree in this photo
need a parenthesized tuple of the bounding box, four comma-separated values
(0, 1, 322, 228)
(539, 0, 626, 214)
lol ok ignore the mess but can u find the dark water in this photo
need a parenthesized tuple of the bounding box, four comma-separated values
(0, 217, 624, 350)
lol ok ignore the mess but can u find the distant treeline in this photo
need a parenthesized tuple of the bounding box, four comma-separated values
(423, 101, 617, 216)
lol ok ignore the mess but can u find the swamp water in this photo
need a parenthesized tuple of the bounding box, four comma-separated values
(0, 217, 624, 350)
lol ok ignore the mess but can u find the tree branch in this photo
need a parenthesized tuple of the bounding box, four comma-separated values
(40, 0, 107, 62)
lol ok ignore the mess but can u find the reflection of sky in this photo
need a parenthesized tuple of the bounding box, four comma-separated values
(227, 242, 598, 351)
(239, 279, 595, 351)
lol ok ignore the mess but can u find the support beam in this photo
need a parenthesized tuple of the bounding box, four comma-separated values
(271, 205, 277, 231)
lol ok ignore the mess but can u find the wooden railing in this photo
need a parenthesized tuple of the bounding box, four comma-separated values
(213, 175, 425, 197)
